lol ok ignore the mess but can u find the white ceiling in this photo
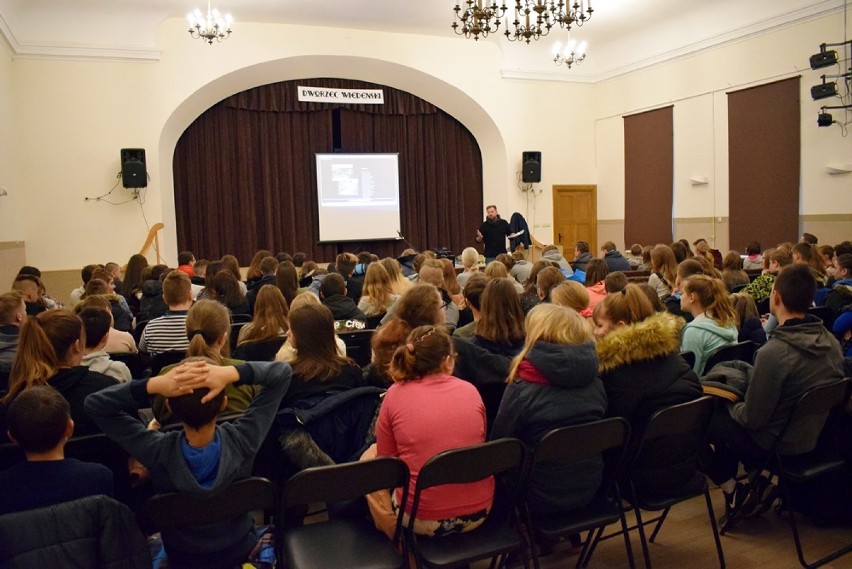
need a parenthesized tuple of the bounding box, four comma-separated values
(0, 0, 844, 80)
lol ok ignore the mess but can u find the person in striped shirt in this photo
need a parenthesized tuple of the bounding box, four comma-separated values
(138, 271, 193, 356)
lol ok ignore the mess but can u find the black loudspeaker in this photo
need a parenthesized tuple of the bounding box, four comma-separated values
(522, 151, 541, 183)
(121, 148, 147, 188)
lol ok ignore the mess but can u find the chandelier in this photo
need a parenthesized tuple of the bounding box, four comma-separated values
(505, 1, 554, 44)
(553, 39, 587, 69)
(550, 0, 594, 31)
(188, 0, 233, 44)
(452, 1, 508, 41)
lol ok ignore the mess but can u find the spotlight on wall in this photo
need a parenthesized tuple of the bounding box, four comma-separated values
(809, 45, 838, 70)
(811, 76, 838, 100)
(817, 112, 834, 127)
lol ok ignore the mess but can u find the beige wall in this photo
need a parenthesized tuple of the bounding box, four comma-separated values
(1, 12, 850, 274)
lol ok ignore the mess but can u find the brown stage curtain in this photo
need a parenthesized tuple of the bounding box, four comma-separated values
(623, 106, 674, 247)
(173, 79, 482, 263)
(728, 77, 800, 252)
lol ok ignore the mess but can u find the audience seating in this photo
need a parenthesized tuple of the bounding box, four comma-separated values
(524, 418, 635, 569)
(0, 442, 24, 471)
(406, 438, 530, 569)
(808, 306, 835, 330)
(149, 350, 186, 376)
(766, 378, 851, 568)
(679, 351, 696, 370)
(64, 432, 135, 505)
(338, 329, 375, 368)
(233, 336, 286, 361)
(278, 457, 409, 569)
(132, 319, 150, 344)
(0, 495, 150, 568)
(109, 351, 148, 379)
(624, 396, 725, 569)
(704, 340, 755, 373)
(230, 313, 252, 324)
(230, 323, 249, 352)
(730, 283, 748, 293)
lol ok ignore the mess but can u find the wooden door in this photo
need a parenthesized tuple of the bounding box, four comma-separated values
(553, 185, 597, 254)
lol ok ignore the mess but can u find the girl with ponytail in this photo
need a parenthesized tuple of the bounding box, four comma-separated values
(1, 309, 116, 441)
(680, 275, 739, 375)
(368, 325, 493, 540)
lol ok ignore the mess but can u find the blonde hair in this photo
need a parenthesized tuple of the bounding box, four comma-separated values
(682, 275, 737, 327)
(508, 304, 591, 382)
(238, 286, 289, 345)
(550, 281, 590, 312)
(730, 292, 759, 326)
(379, 257, 411, 296)
(598, 283, 655, 326)
(290, 291, 320, 311)
(484, 261, 509, 279)
(362, 263, 394, 309)
(185, 299, 231, 364)
(461, 247, 480, 270)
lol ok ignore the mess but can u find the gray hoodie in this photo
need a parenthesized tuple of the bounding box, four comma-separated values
(542, 250, 574, 275)
(729, 315, 844, 452)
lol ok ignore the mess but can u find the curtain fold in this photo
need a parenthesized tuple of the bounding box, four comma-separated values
(174, 79, 482, 262)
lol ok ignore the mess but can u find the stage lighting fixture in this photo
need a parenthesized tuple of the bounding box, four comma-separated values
(817, 112, 834, 127)
(811, 79, 838, 100)
(809, 49, 838, 70)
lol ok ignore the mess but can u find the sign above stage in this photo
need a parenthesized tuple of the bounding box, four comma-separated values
(297, 86, 385, 104)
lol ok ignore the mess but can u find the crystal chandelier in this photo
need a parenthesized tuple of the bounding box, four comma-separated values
(550, 0, 594, 31)
(452, 1, 508, 41)
(188, 0, 233, 44)
(553, 39, 587, 69)
(505, 1, 554, 44)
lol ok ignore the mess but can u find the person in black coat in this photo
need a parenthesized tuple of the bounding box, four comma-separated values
(491, 304, 607, 515)
(593, 286, 702, 496)
(319, 274, 366, 322)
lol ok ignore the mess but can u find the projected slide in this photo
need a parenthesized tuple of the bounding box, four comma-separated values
(316, 153, 401, 242)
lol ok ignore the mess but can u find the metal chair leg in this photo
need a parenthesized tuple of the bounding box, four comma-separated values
(648, 507, 670, 543)
(704, 488, 726, 569)
(632, 502, 653, 569)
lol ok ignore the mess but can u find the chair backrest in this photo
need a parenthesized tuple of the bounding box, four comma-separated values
(233, 336, 286, 361)
(0, 442, 25, 471)
(704, 341, 755, 372)
(639, 396, 714, 444)
(230, 323, 249, 351)
(415, 438, 525, 493)
(533, 418, 630, 466)
(108, 352, 148, 379)
(230, 313, 253, 324)
(679, 351, 696, 369)
(282, 456, 409, 509)
(808, 306, 835, 328)
(132, 319, 150, 344)
(137, 477, 277, 535)
(150, 350, 187, 376)
(338, 329, 375, 368)
(776, 378, 851, 448)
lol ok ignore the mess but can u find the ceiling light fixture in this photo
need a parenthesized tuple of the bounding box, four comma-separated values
(188, 0, 233, 44)
(550, 0, 594, 31)
(553, 39, 587, 69)
(452, 1, 508, 41)
(505, 1, 554, 43)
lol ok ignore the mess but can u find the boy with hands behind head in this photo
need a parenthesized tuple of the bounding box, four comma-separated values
(85, 359, 291, 569)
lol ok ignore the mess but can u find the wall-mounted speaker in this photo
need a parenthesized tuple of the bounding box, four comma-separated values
(522, 151, 541, 183)
(121, 148, 147, 189)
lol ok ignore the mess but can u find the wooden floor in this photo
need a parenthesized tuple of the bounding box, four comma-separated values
(473, 486, 851, 569)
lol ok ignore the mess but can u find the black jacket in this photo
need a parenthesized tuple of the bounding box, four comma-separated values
(137, 279, 167, 323)
(491, 341, 607, 514)
(246, 275, 276, 314)
(571, 252, 594, 272)
(0, 495, 150, 569)
(322, 294, 366, 321)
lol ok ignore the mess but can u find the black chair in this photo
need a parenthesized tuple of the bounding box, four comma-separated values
(365, 313, 386, 329)
(149, 350, 186, 376)
(64, 433, 135, 504)
(525, 418, 635, 569)
(406, 438, 529, 569)
(704, 341, 755, 373)
(230, 323, 250, 352)
(109, 351, 149, 379)
(730, 283, 748, 293)
(230, 313, 252, 324)
(679, 351, 696, 370)
(132, 319, 150, 344)
(808, 306, 835, 330)
(626, 396, 725, 569)
(137, 477, 277, 568)
(771, 378, 852, 568)
(278, 456, 409, 569)
(339, 329, 375, 368)
(0, 442, 24, 471)
(233, 336, 286, 361)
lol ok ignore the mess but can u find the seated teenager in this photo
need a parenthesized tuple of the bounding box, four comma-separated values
(79, 276, 133, 333)
(485, 258, 524, 294)
(245, 250, 275, 289)
(648, 244, 678, 300)
(366, 325, 493, 540)
(550, 281, 592, 332)
(152, 299, 258, 427)
(744, 248, 791, 303)
(12, 274, 47, 317)
(319, 273, 366, 323)
(139, 270, 193, 356)
(721, 251, 750, 292)
(581, 259, 609, 317)
(69, 264, 101, 309)
(78, 307, 132, 382)
(823, 253, 852, 315)
(379, 257, 412, 296)
(471, 278, 526, 357)
(275, 293, 346, 363)
(456, 247, 482, 288)
(491, 304, 606, 517)
(119, 254, 149, 317)
(541, 244, 574, 273)
(245, 256, 279, 315)
(0, 291, 26, 384)
(16, 266, 64, 310)
(0, 386, 113, 515)
(211, 271, 251, 317)
(742, 241, 763, 271)
(519, 260, 558, 314)
(0, 310, 117, 443)
(176, 251, 195, 278)
(702, 264, 845, 525)
(509, 250, 533, 286)
(357, 263, 401, 320)
(730, 292, 767, 347)
(452, 273, 489, 340)
(440, 258, 466, 309)
(278, 303, 362, 408)
(417, 260, 460, 330)
(74, 295, 137, 354)
(236, 285, 289, 350)
(571, 241, 593, 272)
(593, 285, 702, 494)
(680, 275, 739, 375)
(136, 264, 171, 323)
(275, 260, 300, 308)
(85, 358, 290, 569)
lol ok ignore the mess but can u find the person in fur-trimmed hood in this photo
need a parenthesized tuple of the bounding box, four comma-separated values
(593, 285, 702, 496)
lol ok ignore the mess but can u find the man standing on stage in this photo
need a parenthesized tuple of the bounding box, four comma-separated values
(475, 205, 523, 264)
